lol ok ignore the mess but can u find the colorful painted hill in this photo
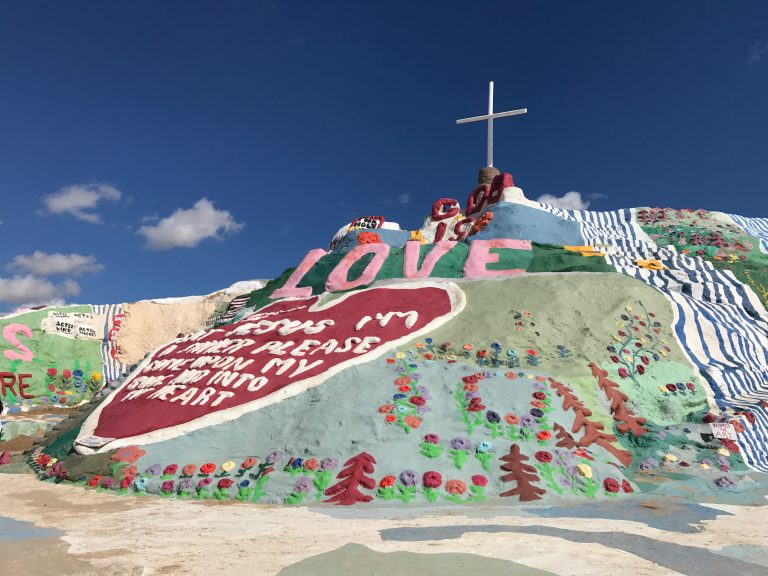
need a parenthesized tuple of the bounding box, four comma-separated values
(17, 172, 768, 506)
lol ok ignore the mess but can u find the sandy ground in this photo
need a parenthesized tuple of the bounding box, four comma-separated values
(1, 473, 768, 576)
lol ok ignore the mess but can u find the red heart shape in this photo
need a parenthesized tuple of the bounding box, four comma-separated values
(75, 283, 464, 452)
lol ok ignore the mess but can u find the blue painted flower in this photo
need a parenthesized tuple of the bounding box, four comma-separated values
(530, 408, 544, 418)
(491, 342, 502, 351)
(408, 363, 418, 368)
(73, 369, 84, 378)
(393, 393, 407, 400)
(134, 477, 149, 491)
(425, 338, 433, 344)
(395, 405, 409, 414)
(239, 480, 250, 489)
(676, 383, 686, 391)
(476, 441, 492, 453)
(291, 458, 304, 469)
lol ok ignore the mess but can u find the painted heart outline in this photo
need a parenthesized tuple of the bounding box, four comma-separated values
(74, 281, 465, 453)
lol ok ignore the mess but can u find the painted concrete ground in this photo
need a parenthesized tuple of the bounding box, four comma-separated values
(1, 471, 767, 576)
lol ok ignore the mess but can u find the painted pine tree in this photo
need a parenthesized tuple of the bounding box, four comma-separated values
(324, 452, 376, 505)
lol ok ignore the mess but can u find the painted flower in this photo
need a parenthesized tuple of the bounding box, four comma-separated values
(178, 478, 194, 492)
(398, 386, 412, 393)
(111, 445, 146, 464)
(424, 353, 434, 360)
(603, 478, 620, 493)
(520, 415, 536, 428)
(462, 344, 473, 351)
(533, 391, 547, 400)
(217, 478, 234, 490)
(621, 480, 633, 493)
(423, 471, 443, 489)
(240, 457, 258, 470)
(199, 462, 216, 475)
(445, 479, 467, 495)
(486, 411, 501, 424)
(575, 463, 592, 478)
(424, 433, 440, 444)
(161, 480, 175, 493)
(293, 476, 313, 494)
(403, 415, 422, 428)
(393, 393, 407, 401)
(163, 464, 179, 476)
(399, 469, 418, 487)
(500, 414, 519, 428)
(471, 475, 488, 487)
(531, 400, 546, 409)
(450, 437, 472, 450)
(47, 368, 57, 377)
(291, 458, 304, 469)
(264, 451, 283, 465)
(477, 350, 487, 358)
(197, 477, 213, 489)
(100, 477, 115, 489)
(73, 369, 84, 378)
(119, 476, 134, 489)
(91, 372, 102, 382)
(319, 457, 339, 471)
(395, 352, 405, 359)
(535, 451, 552, 463)
(134, 477, 149, 491)
(394, 376, 411, 387)
(463, 382, 479, 392)
(379, 475, 396, 488)
(536, 431, 552, 441)
(466, 397, 485, 412)
(378, 404, 394, 413)
(239, 480, 250, 489)
(303, 458, 318, 471)
(618, 368, 628, 378)
(385, 414, 396, 423)
(145, 464, 162, 476)
(181, 464, 197, 476)
(530, 408, 544, 418)
(505, 371, 518, 379)
(476, 441, 492, 454)
(62, 369, 72, 379)
(409, 396, 426, 406)
(714, 476, 735, 489)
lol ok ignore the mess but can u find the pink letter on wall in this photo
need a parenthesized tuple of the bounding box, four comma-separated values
(403, 241, 456, 278)
(271, 249, 328, 299)
(3, 324, 34, 362)
(326, 243, 390, 292)
(463, 239, 532, 278)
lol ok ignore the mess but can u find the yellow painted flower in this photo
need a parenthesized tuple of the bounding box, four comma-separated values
(92, 372, 102, 381)
(716, 448, 730, 456)
(395, 352, 405, 359)
(526, 373, 534, 380)
(409, 230, 425, 243)
(624, 355, 633, 362)
(660, 350, 668, 357)
(663, 453, 678, 462)
(576, 463, 592, 478)
(625, 304, 633, 312)
(221, 460, 236, 473)
(658, 385, 668, 393)
(47, 458, 57, 468)
(699, 463, 711, 470)
(446, 354, 456, 361)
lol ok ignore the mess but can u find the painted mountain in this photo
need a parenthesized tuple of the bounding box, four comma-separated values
(24, 172, 768, 506)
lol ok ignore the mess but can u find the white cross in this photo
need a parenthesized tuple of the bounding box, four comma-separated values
(456, 81, 527, 168)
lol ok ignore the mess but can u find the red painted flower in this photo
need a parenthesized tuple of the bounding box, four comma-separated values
(471, 475, 488, 487)
(603, 477, 620, 493)
(200, 462, 216, 475)
(47, 368, 57, 377)
(535, 451, 552, 463)
(719, 439, 740, 453)
(398, 385, 412, 393)
(217, 478, 234, 490)
(62, 369, 72, 379)
(462, 375, 479, 385)
(404, 415, 421, 429)
(386, 358, 395, 364)
(423, 471, 443, 488)
(610, 355, 620, 363)
(304, 458, 318, 471)
(424, 353, 434, 360)
(111, 445, 146, 464)
(667, 384, 678, 392)
(505, 372, 518, 380)
(618, 368, 628, 378)
(119, 476, 134, 489)
(531, 400, 546, 409)
(641, 356, 650, 365)
(621, 480, 633, 493)
(378, 404, 394, 414)
(702, 413, 718, 423)
(394, 376, 412, 387)
(379, 475, 396, 488)
(240, 457, 258, 470)
(163, 464, 179, 476)
(463, 382, 479, 392)
(526, 349, 538, 356)
(533, 391, 546, 400)
(504, 413, 519, 425)
(409, 396, 426, 406)
(477, 350, 487, 358)
(536, 431, 552, 441)
(445, 479, 467, 495)
(357, 231, 381, 244)
(636, 365, 645, 375)
(182, 464, 197, 476)
(88, 475, 102, 488)
(122, 465, 138, 478)
(385, 414, 396, 423)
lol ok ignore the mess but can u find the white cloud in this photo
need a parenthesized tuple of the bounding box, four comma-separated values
(536, 191, 591, 210)
(8, 251, 103, 277)
(42, 183, 122, 223)
(0, 275, 56, 304)
(748, 40, 768, 65)
(397, 193, 410, 205)
(137, 198, 244, 250)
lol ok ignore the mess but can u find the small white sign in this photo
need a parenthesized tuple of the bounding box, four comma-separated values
(710, 423, 737, 441)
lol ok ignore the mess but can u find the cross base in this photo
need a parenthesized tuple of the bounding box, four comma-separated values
(478, 166, 501, 185)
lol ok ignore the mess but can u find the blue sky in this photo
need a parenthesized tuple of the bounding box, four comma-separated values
(0, 1, 766, 308)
